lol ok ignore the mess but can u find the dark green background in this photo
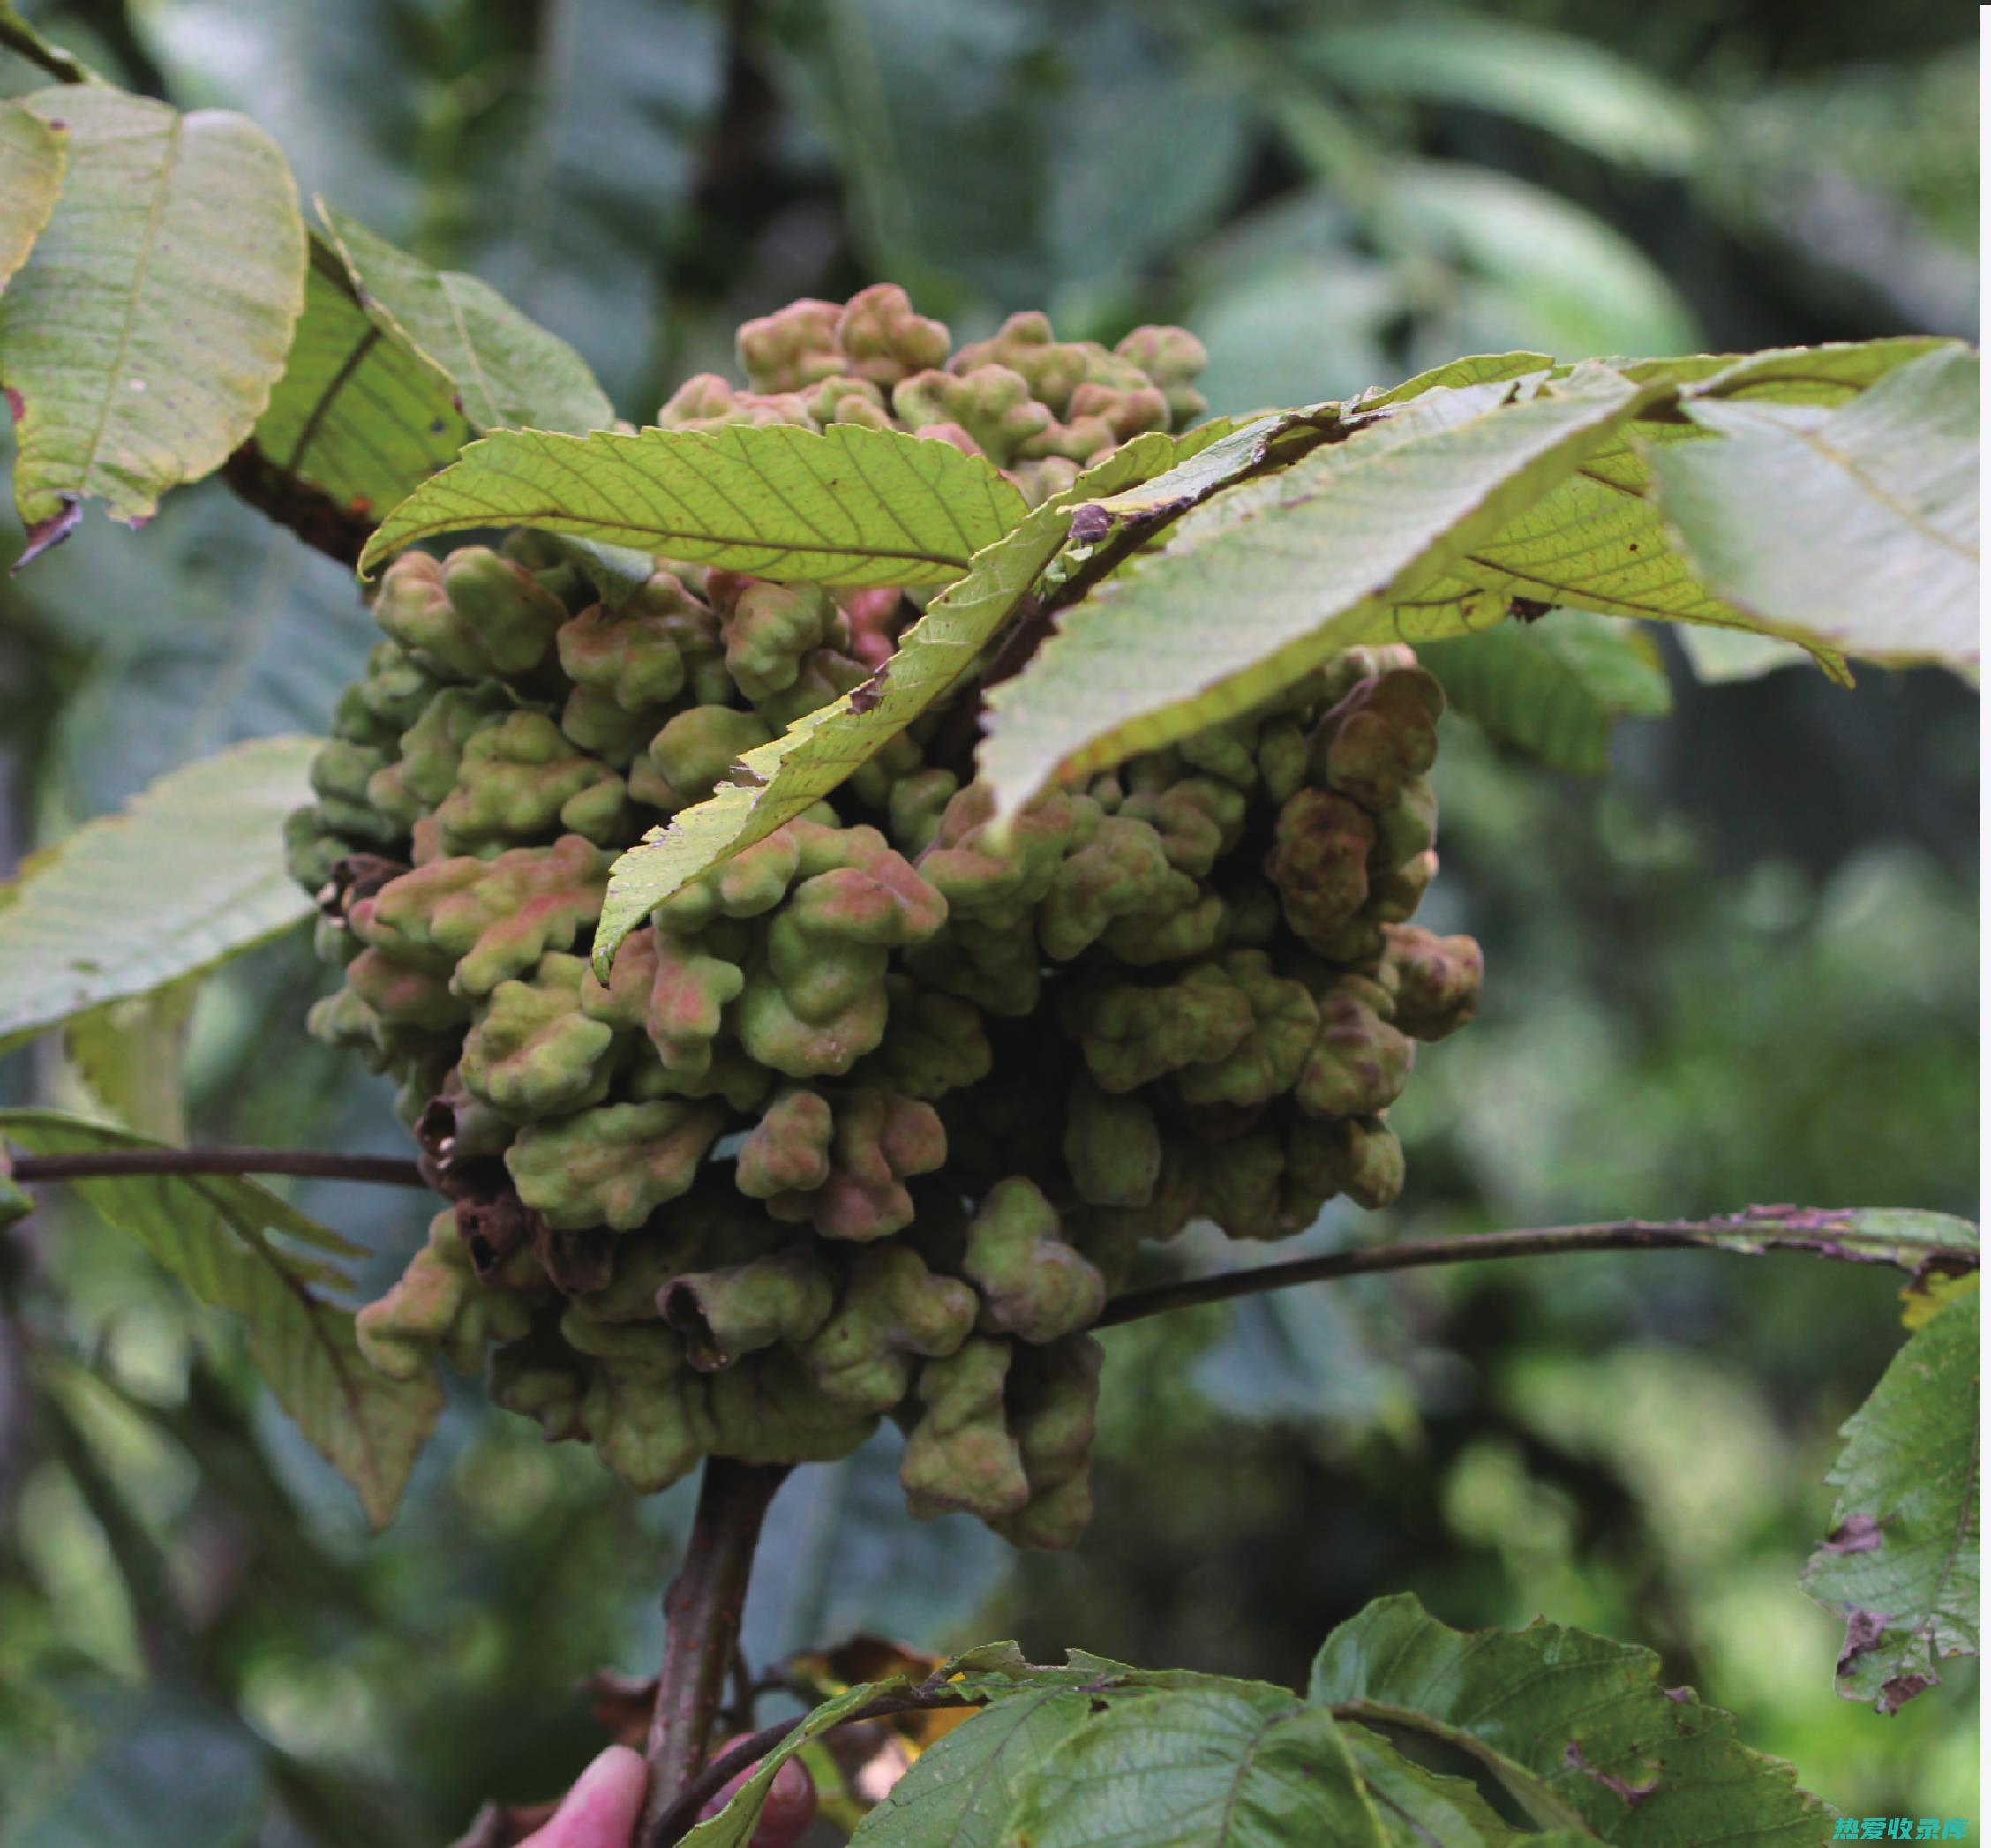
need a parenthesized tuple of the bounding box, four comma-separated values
(0, 1, 1978, 1840)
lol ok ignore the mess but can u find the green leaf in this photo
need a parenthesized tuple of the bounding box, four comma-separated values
(0, 1110, 432, 1529)
(317, 201, 613, 436)
(1649, 346, 1979, 667)
(0, 100, 64, 295)
(685, 1680, 897, 1847)
(1418, 612, 1672, 774)
(999, 1688, 1388, 1848)
(1672, 625, 1816, 684)
(1673, 1206, 1979, 1275)
(1305, 13, 1702, 173)
(0, 735, 319, 1052)
(1802, 1288, 1980, 1713)
(244, 234, 470, 522)
(0, 87, 306, 538)
(63, 978, 201, 1143)
(849, 1686, 1093, 1847)
(1308, 1594, 1829, 1845)
(979, 363, 1657, 815)
(359, 418, 1027, 584)
(587, 428, 1211, 973)
(1340, 1722, 1582, 1848)
(1394, 340, 1950, 655)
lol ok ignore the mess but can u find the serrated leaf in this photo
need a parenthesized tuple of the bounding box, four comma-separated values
(980, 363, 1657, 814)
(64, 977, 201, 1143)
(1309, 1594, 1829, 1846)
(848, 1686, 1092, 1848)
(1649, 346, 1979, 667)
(588, 429, 1215, 972)
(1418, 611, 1671, 774)
(1802, 1289, 1980, 1713)
(360, 419, 1027, 585)
(244, 234, 469, 522)
(1341, 1722, 1583, 1848)
(0, 87, 306, 537)
(0, 100, 64, 295)
(1678, 1206, 1979, 1274)
(1672, 625, 1817, 684)
(0, 735, 319, 1051)
(1000, 1689, 1387, 1848)
(685, 1680, 896, 1847)
(0, 1111, 432, 1529)
(318, 201, 612, 436)
(1305, 13, 1702, 172)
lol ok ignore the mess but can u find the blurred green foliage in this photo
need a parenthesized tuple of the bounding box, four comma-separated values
(0, 0, 1977, 1840)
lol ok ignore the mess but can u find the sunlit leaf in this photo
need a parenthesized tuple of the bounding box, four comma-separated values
(0, 735, 319, 1051)
(0, 87, 306, 543)
(0, 1110, 432, 1530)
(979, 363, 1656, 816)
(1310, 1595, 1829, 1846)
(1649, 346, 1979, 667)
(1802, 1288, 1980, 1712)
(319, 201, 612, 436)
(589, 427, 1219, 973)
(0, 100, 64, 295)
(361, 420, 1026, 586)
(1418, 610, 1671, 774)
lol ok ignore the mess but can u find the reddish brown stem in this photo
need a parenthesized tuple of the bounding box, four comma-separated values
(7, 1148, 428, 1189)
(642, 1458, 791, 1842)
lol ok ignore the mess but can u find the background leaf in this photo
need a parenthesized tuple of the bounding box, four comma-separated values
(0, 87, 305, 535)
(1418, 612, 1672, 774)
(1649, 347, 1980, 666)
(244, 235, 469, 522)
(0, 1110, 433, 1529)
(1309, 1595, 1830, 1845)
(362, 419, 1025, 584)
(0, 100, 64, 294)
(319, 202, 612, 436)
(684, 1680, 896, 1847)
(0, 735, 318, 1051)
(1802, 1288, 1980, 1712)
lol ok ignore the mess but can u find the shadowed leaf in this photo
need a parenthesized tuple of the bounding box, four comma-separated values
(0, 100, 64, 294)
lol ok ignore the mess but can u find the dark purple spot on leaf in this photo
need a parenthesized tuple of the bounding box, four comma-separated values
(3, 387, 22, 424)
(1563, 1742, 1658, 1808)
(13, 495, 81, 570)
(1661, 1686, 1692, 1704)
(1837, 1607, 1891, 1673)
(1878, 1673, 1935, 1714)
(849, 669, 887, 715)
(1821, 1513, 1886, 1555)
(1069, 503, 1113, 545)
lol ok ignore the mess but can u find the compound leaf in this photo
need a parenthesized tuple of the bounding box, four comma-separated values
(1418, 610, 1672, 774)
(1309, 1595, 1829, 1847)
(361, 419, 1026, 586)
(0, 1110, 432, 1529)
(319, 201, 612, 436)
(1802, 1288, 1980, 1712)
(0, 734, 319, 1052)
(0, 100, 64, 295)
(1649, 345, 1979, 666)
(0, 86, 306, 544)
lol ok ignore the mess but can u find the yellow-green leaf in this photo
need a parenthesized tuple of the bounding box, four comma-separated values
(1649, 346, 1979, 666)
(0, 87, 306, 540)
(362, 419, 1029, 585)
(319, 200, 613, 436)
(0, 100, 64, 295)
(979, 364, 1657, 816)
(588, 429, 1216, 973)
(0, 735, 319, 1052)
(245, 234, 470, 522)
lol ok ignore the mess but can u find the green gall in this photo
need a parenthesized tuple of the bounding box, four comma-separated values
(1064, 1079, 1161, 1210)
(507, 1099, 726, 1232)
(900, 1336, 1029, 1521)
(963, 1176, 1104, 1344)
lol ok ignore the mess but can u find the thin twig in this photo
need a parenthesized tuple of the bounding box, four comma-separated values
(642, 1458, 791, 1844)
(1095, 1210, 1976, 1328)
(648, 1687, 976, 1847)
(0, 17, 96, 84)
(8, 1148, 429, 1189)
